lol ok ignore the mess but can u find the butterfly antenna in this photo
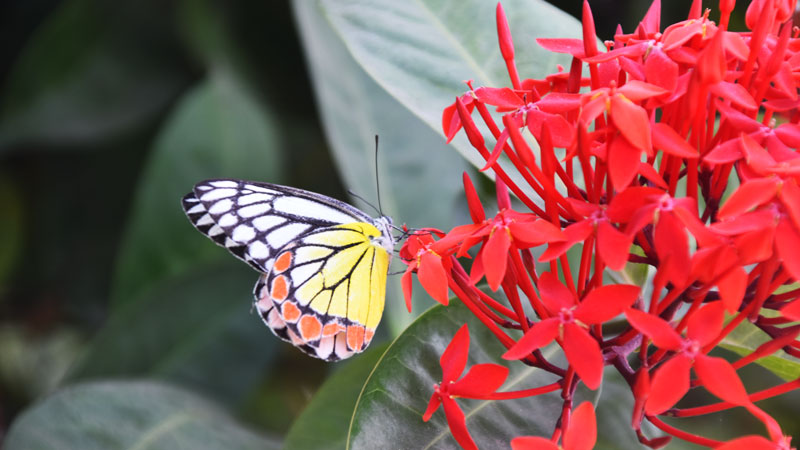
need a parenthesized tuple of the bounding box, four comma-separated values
(374, 135, 384, 216)
(347, 189, 381, 216)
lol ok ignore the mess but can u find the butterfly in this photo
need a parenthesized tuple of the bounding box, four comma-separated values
(182, 179, 396, 361)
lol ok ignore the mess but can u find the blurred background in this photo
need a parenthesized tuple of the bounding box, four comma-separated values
(0, 0, 768, 446)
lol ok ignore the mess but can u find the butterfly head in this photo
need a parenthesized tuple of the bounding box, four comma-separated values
(373, 216, 396, 252)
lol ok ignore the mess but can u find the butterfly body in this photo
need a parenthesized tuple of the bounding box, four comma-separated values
(182, 179, 395, 361)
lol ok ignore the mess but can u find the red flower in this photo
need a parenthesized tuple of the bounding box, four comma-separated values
(625, 302, 751, 415)
(423, 325, 509, 450)
(511, 402, 597, 450)
(400, 229, 451, 310)
(503, 272, 640, 389)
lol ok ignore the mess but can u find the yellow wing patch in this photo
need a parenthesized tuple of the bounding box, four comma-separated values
(261, 222, 391, 361)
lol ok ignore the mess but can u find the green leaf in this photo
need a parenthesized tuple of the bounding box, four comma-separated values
(720, 320, 800, 381)
(294, 0, 473, 334)
(0, 0, 191, 149)
(318, 0, 580, 174)
(346, 300, 649, 449)
(284, 343, 388, 450)
(4, 380, 278, 450)
(67, 263, 277, 408)
(111, 69, 284, 308)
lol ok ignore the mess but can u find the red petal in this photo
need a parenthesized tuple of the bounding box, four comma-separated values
(781, 299, 800, 321)
(606, 187, 664, 222)
(481, 129, 509, 171)
(654, 212, 690, 285)
(640, 0, 660, 33)
(483, 227, 511, 291)
(539, 220, 593, 262)
(503, 318, 560, 360)
(709, 81, 758, 110)
(536, 38, 586, 57)
(644, 48, 678, 93)
(779, 180, 800, 231)
(441, 325, 470, 382)
(419, 251, 449, 305)
(718, 177, 780, 220)
(687, 301, 725, 346)
(645, 355, 691, 415)
(697, 28, 726, 84)
(718, 266, 747, 312)
(610, 96, 652, 153)
(775, 123, 800, 146)
(538, 271, 576, 312)
(509, 219, 565, 247)
(740, 133, 778, 174)
(734, 228, 775, 264)
(579, 95, 607, 124)
(608, 134, 642, 190)
(468, 245, 485, 284)
(442, 398, 478, 450)
(652, 122, 698, 158)
(462, 172, 485, 223)
(511, 437, 560, 450)
(625, 309, 683, 349)
(574, 284, 641, 324)
(496, 3, 515, 60)
(474, 87, 524, 109)
(456, 96, 484, 149)
(537, 92, 582, 113)
(422, 393, 442, 421)
(715, 436, 778, 450)
(775, 218, 800, 282)
(704, 138, 744, 164)
(402, 268, 414, 313)
(617, 80, 669, 101)
(563, 402, 597, 450)
(714, 209, 776, 235)
(527, 110, 575, 148)
(442, 102, 461, 143)
(583, 42, 647, 63)
(597, 221, 633, 270)
(694, 354, 750, 406)
(451, 363, 509, 397)
(563, 324, 604, 390)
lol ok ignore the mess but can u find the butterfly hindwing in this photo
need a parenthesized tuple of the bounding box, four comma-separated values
(254, 222, 391, 361)
(184, 178, 395, 361)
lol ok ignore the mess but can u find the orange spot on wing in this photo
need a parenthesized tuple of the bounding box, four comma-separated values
(299, 315, 322, 340)
(271, 275, 288, 302)
(346, 324, 365, 351)
(365, 329, 375, 344)
(281, 301, 301, 322)
(322, 322, 345, 337)
(274, 251, 292, 273)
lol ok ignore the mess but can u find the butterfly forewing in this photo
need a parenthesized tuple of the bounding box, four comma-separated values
(182, 179, 371, 272)
(183, 178, 395, 361)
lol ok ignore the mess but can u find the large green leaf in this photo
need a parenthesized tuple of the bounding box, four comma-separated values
(294, 0, 473, 335)
(346, 300, 651, 449)
(111, 69, 284, 308)
(318, 0, 580, 173)
(284, 343, 388, 450)
(0, 0, 191, 149)
(67, 263, 277, 407)
(4, 380, 278, 450)
(720, 320, 800, 381)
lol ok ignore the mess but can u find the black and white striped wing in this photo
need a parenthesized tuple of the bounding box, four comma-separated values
(181, 179, 372, 272)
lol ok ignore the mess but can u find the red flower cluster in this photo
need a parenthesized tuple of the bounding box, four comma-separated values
(402, 0, 800, 448)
